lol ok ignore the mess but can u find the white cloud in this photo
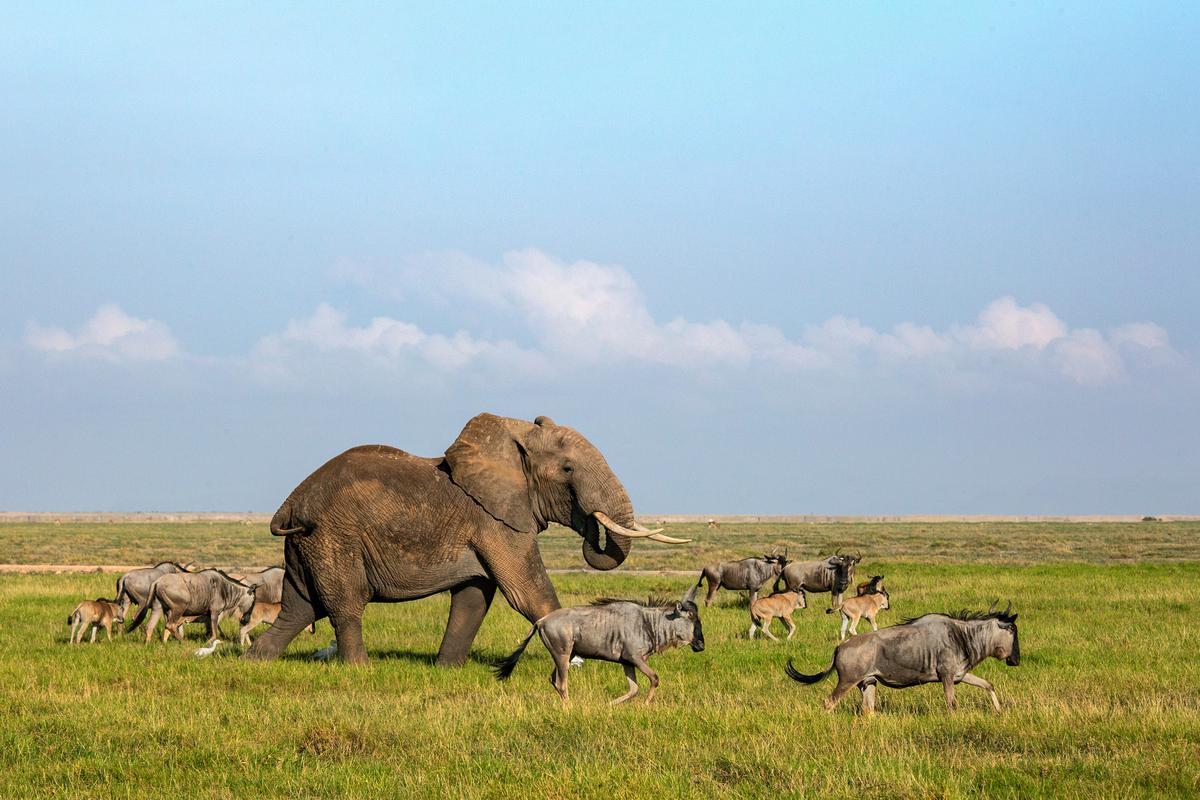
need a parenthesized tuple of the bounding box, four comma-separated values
(25, 304, 181, 362)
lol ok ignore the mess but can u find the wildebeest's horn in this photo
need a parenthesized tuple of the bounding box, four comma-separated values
(681, 584, 699, 604)
(987, 600, 998, 614)
(593, 512, 663, 538)
(1003, 600, 1012, 616)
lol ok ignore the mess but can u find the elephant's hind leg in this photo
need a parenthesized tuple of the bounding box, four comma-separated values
(436, 579, 496, 667)
(244, 575, 322, 661)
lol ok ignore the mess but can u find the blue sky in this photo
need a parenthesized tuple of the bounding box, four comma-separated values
(2, 3, 1197, 513)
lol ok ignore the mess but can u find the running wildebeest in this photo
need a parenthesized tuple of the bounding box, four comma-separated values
(832, 581, 890, 641)
(126, 569, 257, 643)
(785, 602, 1020, 714)
(748, 589, 806, 640)
(67, 598, 122, 644)
(495, 588, 705, 704)
(114, 561, 192, 621)
(696, 553, 788, 607)
(775, 554, 860, 611)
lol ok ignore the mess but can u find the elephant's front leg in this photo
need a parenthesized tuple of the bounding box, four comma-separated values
(478, 534, 560, 623)
(435, 578, 497, 667)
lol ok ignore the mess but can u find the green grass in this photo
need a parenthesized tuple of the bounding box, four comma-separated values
(3, 561, 1199, 799)
(2, 519, 1199, 567)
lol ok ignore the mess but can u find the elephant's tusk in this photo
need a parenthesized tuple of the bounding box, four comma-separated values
(592, 511, 664, 538)
(647, 532, 692, 544)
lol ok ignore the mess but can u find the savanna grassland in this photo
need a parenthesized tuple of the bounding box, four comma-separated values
(1, 522, 1198, 799)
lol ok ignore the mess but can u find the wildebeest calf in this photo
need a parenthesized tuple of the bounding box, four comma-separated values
(748, 590, 806, 640)
(67, 599, 122, 644)
(238, 599, 316, 645)
(495, 589, 704, 704)
(785, 603, 1020, 714)
(833, 581, 890, 641)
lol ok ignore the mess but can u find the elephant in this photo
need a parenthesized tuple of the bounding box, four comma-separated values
(244, 413, 688, 666)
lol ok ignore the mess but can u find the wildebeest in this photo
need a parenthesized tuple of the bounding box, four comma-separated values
(114, 561, 192, 621)
(126, 569, 257, 643)
(775, 554, 860, 611)
(832, 580, 890, 641)
(495, 588, 705, 704)
(232, 566, 285, 604)
(748, 589, 806, 640)
(696, 553, 788, 607)
(67, 599, 122, 644)
(238, 600, 281, 646)
(785, 602, 1020, 714)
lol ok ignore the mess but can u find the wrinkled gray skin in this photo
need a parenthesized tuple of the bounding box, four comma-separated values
(246, 413, 671, 667)
(785, 608, 1020, 714)
(776, 555, 860, 611)
(696, 555, 787, 606)
(126, 569, 257, 643)
(496, 588, 704, 704)
(115, 562, 190, 621)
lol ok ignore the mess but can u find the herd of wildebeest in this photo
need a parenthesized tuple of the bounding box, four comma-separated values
(66, 549, 1020, 715)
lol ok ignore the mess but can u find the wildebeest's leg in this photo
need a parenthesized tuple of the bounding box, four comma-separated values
(702, 570, 719, 607)
(144, 603, 164, 644)
(436, 579, 497, 667)
(860, 680, 877, 715)
(70, 618, 81, 644)
(89, 625, 97, 644)
(823, 675, 856, 711)
(839, 613, 850, 642)
(761, 619, 779, 641)
(940, 671, 957, 711)
(747, 613, 758, 638)
(848, 612, 862, 637)
(630, 656, 660, 703)
(104, 620, 112, 642)
(867, 611, 878, 632)
(611, 663, 640, 705)
(748, 588, 758, 606)
(550, 650, 571, 702)
(782, 613, 796, 641)
(960, 672, 1001, 711)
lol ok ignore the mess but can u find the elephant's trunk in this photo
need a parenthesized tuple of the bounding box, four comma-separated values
(581, 515, 633, 571)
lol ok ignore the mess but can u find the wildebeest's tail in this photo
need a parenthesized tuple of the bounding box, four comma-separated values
(67, 606, 79, 627)
(493, 624, 540, 680)
(125, 581, 158, 632)
(784, 658, 835, 684)
(825, 596, 845, 615)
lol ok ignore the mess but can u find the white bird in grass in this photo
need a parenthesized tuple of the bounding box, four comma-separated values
(569, 655, 585, 667)
(193, 639, 221, 658)
(313, 640, 338, 661)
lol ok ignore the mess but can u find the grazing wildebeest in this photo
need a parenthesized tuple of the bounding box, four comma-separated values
(114, 562, 192, 621)
(696, 553, 788, 607)
(775, 554, 860, 611)
(67, 599, 122, 644)
(126, 569, 257, 643)
(832, 581, 890, 641)
(495, 589, 705, 704)
(748, 589, 806, 640)
(785, 602, 1020, 714)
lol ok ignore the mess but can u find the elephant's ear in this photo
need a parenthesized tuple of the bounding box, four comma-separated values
(444, 413, 539, 533)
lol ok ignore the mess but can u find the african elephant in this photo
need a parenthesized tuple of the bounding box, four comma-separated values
(244, 413, 687, 666)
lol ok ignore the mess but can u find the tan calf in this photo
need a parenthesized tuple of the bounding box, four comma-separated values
(748, 590, 806, 640)
(67, 599, 122, 644)
(239, 601, 281, 645)
(834, 584, 890, 642)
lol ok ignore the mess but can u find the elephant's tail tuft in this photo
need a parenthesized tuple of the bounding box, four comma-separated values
(493, 624, 540, 681)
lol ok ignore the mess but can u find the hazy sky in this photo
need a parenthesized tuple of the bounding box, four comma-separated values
(2, 3, 1197, 513)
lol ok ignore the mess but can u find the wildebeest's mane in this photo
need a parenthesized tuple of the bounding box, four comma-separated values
(590, 596, 675, 609)
(197, 567, 253, 588)
(902, 608, 1018, 625)
(152, 561, 190, 571)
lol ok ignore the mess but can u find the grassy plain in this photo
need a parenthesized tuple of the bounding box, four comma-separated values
(1, 523, 1198, 799)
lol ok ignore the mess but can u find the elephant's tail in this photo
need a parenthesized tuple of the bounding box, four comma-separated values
(125, 581, 157, 633)
(494, 624, 540, 681)
(270, 498, 308, 536)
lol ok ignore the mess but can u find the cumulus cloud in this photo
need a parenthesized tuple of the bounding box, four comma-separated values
(25, 304, 181, 362)
(331, 250, 1174, 384)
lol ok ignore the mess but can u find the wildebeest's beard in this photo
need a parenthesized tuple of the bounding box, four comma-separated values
(831, 559, 853, 594)
(1006, 626, 1021, 666)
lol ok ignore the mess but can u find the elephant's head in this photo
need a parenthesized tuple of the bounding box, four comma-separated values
(444, 413, 687, 570)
